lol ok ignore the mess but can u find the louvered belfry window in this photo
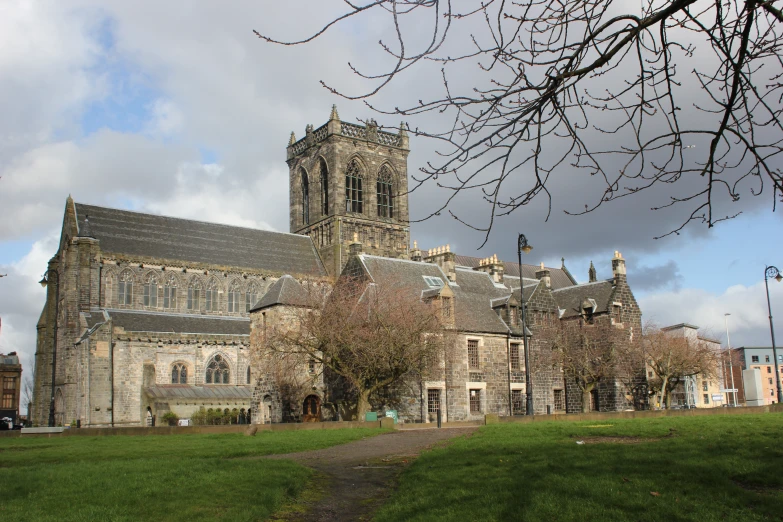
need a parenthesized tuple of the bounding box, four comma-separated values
(345, 159, 363, 213)
(376, 165, 393, 218)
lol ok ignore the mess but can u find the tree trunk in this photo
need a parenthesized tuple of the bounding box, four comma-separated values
(356, 389, 371, 421)
(659, 375, 669, 409)
(581, 382, 595, 413)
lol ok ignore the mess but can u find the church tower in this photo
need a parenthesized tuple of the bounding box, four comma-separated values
(287, 106, 411, 276)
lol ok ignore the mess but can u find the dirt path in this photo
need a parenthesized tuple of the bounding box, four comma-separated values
(267, 427, 477, 522)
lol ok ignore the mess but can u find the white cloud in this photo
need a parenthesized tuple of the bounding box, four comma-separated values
(639, 281, 783, 347)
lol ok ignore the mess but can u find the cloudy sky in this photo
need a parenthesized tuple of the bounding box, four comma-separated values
(1, 1, 782, 384)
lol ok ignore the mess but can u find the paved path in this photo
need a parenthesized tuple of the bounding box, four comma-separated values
(267, 427, 477, 521)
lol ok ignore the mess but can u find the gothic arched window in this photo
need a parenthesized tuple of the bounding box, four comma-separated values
(301, 168, 310, 225)
(245, 282, 259, 312)
(187, 277, 202, 311)
(246, 366, 251, 384)
(345, 159, 363, 213)
(319, 158, 329, 216)
(376, 165, 394, 218)
(227, 280, 242, 313)
(171, 363, 187, 384)
(118, 271, 134, 306)
(163, 274, 178, 309)
(205, 354, 230, 384)
(143, 273, 159, 308)
(205, 279, 220, 312)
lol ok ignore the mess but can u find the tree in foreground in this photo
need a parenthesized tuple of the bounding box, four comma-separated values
(642, 323, 720, 408)
(257, 1, 783, 242)
(259, 278, 449, 420)
(554, 321, 628, 413)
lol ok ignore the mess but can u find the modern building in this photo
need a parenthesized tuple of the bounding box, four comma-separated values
(1, 352, 22, 425)
(32, 107, 645, 427)
(734, 347, 783, 405)
(658, 324, 725, 408)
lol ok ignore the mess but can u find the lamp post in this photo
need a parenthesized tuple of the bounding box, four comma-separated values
(39, 269, 60, 427)
(517, 234, 534, 415)
(764, 266, 783, 404)
(724, 313, 737, 406)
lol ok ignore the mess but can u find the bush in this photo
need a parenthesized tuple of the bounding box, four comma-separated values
(161, 412, 179, 427)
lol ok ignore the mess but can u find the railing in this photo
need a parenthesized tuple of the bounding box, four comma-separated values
(289, 121, 403, 156)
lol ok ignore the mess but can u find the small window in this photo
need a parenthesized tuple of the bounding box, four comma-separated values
(423, 276, 444, 288)
(469, 389, 482, 413)
(246, 366, 251, 385)
(703, 394, 709, 405)
(427, 389, 441, 414)
(510, 343, 520, 371)
(468, 340, 479, 369)
(308, 358, 316, 375)
(648, 370, 653, 378)
(768, 366, 772, 374)
(509, 307, 518, 326)
(171, 363, 187, 384)
(766, 355, 771, 363)
(769, 378, 774, 385)
(442, 297, 451, 318)
(752, 356, 760, 363)
(511, 390, 524, 414)
(702, 381, 708, 392)
(554, 389, 565, 411)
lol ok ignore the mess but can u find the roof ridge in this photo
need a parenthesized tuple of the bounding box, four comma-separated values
(105, 308, 250, 322)
(75, 202, 311, 240)
(551, 279, 613, 292)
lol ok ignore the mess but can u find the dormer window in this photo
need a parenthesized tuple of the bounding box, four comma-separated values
(423, 276, 444, 288)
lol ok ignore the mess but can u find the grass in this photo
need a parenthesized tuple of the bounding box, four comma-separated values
(0, 428, 385, 522)
(375, 413, 783, 522)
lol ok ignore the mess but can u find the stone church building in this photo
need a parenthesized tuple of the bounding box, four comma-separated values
(32, 107, 643, 427)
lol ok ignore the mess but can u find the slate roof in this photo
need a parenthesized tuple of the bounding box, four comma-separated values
(454, 255, 576, 290)
(145, 385, 252, 400)
(250, 275, 311, 312)
(357, 255, 516, 334)
(551, 280, 615, 318)
(106, 310, 250, 336)
(74, 203, 327, 277)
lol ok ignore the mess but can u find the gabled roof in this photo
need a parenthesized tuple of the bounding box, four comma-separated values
(454, 255, 576, 289)
(107, 310, 249, 336)
(250, 275, 311, 311)
(551, 280, 615, 318)
(73, 203, 327, 277)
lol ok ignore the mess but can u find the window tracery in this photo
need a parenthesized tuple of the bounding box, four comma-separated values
(163, 274, 178, 309)
(205, 279, 220, 312)
(187, 277, 202, 311)
(143, 273, 159, 308)
(245, 282, 259, 312)
(171, 363, 187, 384)
(205, 354, 230, 384)
(227, 280, 242, 313)
(118, 270, 134, 306)
(376, 165, 394, 218)
(345, 159, 363, 213)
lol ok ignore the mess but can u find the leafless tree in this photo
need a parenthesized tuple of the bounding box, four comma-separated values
(642, 323, 720, 408)
(22, 364, 35, 420)
(257, 1, 783, 243)
(554, 320, 626, 412)
(260, 278, 449, 419)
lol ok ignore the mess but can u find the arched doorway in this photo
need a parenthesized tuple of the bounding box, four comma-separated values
(302, 395, 321, 422)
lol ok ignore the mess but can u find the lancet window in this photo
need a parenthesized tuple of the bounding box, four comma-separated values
(246, 282, 259, 312)
(227, 280, 242, 313)
(301, 168, 310, 225)
(205, 279, 219, 312)
(187, 277, 202, 311)
(118, 271, 134, 306)
(345, 159, 363, 213)
(143, 273, 159, 308)
(163, 274, 178, 309)
(171, 363, 187, 384)
(376, 165, 394, 218)
(319, 158, 329, 216)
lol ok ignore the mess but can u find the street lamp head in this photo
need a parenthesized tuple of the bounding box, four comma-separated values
(39, 276, 48, 288)
(518, 233, 533, 255)
(777, 273, 783, 283)
(522, 245, 533, 254)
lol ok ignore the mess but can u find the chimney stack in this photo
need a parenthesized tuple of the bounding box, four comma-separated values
(474, 254, 505, 284)
(410, 240, 422, 262)
(611, 251, 626, 283)
(535, 262, 551, 288)
(425, 244, 456, 282)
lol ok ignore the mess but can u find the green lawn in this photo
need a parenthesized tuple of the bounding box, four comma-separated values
(0, 428, 384, 522)
(375, 413, 783, 522)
